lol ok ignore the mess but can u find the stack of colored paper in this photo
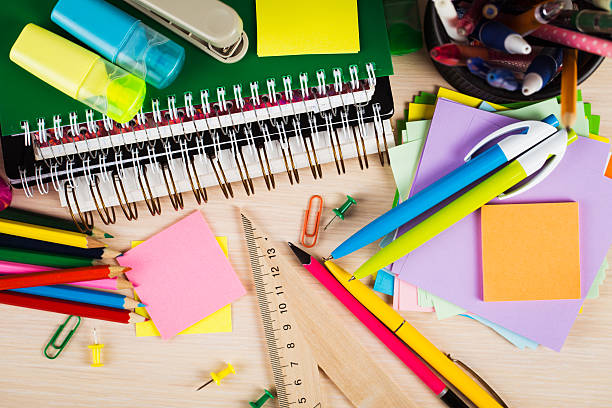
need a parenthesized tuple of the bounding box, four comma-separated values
(379, 87, 610, 351)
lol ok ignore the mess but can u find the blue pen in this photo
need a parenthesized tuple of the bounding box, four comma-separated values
(10, 284, 145, 310)
(487, 68, 519, 91)
(331, 115, 559, 260)
(522, 48, 564, 96)
(471, 20, 532, 54)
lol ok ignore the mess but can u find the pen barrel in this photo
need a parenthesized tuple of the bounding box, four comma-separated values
(354, 161, 528, 279)
(332, 145, 507, 259)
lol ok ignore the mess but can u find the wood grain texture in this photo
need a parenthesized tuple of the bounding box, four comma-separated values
(0, 52, 611, 408)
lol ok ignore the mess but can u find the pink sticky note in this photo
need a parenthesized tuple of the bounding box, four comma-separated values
(396, 278, 434, 312)
(118, 211, 246, 339)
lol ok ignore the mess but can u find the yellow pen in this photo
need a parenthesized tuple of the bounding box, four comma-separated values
(325, 260, 506, 408)
(9, 24, 145, 123)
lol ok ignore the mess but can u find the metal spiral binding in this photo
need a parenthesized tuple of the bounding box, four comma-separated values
(16, 63, 386, 229)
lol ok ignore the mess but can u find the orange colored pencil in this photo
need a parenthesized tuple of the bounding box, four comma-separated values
(0, 265, 129, 290)
(561, 48, 578, 129)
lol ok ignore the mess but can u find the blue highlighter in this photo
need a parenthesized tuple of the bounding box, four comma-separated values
(52, 0, 185, 89)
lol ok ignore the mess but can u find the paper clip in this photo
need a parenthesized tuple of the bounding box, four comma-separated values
(300, 195, 323, 248)
(44, 315, 81, 360)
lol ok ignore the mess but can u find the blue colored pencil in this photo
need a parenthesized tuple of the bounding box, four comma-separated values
(8, 284, 145, 310)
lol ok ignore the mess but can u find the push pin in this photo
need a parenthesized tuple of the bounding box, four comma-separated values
(88, 328, 104, 367)
(196, 363, 236, 391)
(324, 195, 357, 231)
(249, 389, 275, 408)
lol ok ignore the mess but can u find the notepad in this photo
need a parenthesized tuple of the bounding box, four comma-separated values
(481, 203, 581, 302)
(393, 99, 612, 351)
(132, 237, 232, 337)
(119, 211, 246, 339)
(256, 0, 360, 56)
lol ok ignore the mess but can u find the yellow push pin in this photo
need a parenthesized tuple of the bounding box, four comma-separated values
(88, 328, 104, 368)
(196, 363, 236, 391)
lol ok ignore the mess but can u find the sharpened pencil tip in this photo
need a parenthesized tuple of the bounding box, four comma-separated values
(104, 233, 114, 238)
(137, 303, 147, 308)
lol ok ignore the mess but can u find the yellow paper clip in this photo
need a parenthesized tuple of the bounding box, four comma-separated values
(44, 315, 81, 360)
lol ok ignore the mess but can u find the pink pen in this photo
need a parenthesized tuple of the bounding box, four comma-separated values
(288, 243, 468, 408)
(0, 260, 133, 290)
(532, 24, 612, 58)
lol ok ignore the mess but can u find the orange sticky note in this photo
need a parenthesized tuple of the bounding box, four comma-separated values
(481, 202, 581, 302)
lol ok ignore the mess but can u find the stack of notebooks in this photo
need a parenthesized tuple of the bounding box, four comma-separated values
(374, 88, 611, 351)
(0, 0, 395, 227)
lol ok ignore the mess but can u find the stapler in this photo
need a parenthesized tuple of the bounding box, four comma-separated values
(122, 0, 248, 63)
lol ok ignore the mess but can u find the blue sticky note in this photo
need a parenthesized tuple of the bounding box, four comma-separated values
(373, 269, 395, 296)
(478, 101, 498, 112)
(462, 314, 538, 350)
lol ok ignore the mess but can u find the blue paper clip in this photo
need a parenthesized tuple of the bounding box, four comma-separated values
(44, 315, 81, 360)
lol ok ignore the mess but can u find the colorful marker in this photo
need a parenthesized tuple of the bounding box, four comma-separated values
(467, 57, 492, 79)
(330, 116, 560, 261)
(503, 0, 566, 35)
(555, 9, 612, 34)
(433, 0, 467, 42)
(471, 20, 532, 54)
(430, 43, 534, 71)
(523, 48, 564, 95)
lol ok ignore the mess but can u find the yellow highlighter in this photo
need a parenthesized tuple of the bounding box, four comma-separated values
(9, 24, 145, 123)
(324, 260, 506, 408)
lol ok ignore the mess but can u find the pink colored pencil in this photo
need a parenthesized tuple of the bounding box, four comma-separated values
(0, 260, 133, 290)
(532, 25, 612, 58)
(288, 243, 467, 406)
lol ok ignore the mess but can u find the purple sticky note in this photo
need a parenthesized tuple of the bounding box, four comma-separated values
(393, 99, 612, 351)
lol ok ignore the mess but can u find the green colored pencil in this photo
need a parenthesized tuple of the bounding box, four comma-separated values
(0, 246, 101, 268)
(0, 207, 113, 239)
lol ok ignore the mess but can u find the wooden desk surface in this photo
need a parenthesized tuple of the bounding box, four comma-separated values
(1, 51, 611, 408)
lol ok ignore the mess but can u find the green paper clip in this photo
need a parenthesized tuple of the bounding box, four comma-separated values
(44, 315, 81, 360)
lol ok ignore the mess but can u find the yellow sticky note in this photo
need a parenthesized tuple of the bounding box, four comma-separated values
(437, 87, 508, 111)
(256, 0, 360, 56)
(131, 237, 232, 336)
(408, 103, 435, 121)
(481, 203, 581, 302)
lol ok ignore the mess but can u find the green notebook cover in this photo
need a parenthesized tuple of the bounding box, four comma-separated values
(0, 0, 393, 136)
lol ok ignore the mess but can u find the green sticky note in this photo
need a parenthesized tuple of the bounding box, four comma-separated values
(389, 120, 429, 200)
(417, 288, 434, 308)
(415, 92, 436, 105)
(590, 115, 601, 136)
(587, 258, 608, 299)
(497, 98, 590, 137)
(431, 294, 466, 320)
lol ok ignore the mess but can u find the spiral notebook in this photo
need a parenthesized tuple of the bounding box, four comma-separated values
(0, 0, 395, 229)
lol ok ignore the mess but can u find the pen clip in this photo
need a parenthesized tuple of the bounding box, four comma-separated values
(445, 353, 510, 408)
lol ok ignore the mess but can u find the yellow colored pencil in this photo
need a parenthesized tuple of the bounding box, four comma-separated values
(560, 48, 577, 129)
(0, 218, 106, 249)
(324, 260, 505, 408)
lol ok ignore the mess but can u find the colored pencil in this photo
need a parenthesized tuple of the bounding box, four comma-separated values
(561, 48, 578, 129)
(0, 260, 133, 290)
(0, 234, 120, 259)
(288, 243, 469, 408)
(0, 291, 145, 324)
(0, 207, 113, 239)
(0, 218, 106, 249)
(0, 265, 128, 290)
(9, 284, 143, 309)
(0, 246, 101, 268)
(324, 259, 506, 408)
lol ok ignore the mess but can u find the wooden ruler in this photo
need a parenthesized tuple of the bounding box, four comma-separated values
(241, 211, 415, 408)
(242, 213, 324, 408)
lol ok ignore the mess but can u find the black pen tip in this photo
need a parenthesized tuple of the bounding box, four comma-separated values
(287, 242, 311, 265)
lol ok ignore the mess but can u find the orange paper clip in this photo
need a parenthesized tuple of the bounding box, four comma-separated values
(300, 195, 323, 248)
